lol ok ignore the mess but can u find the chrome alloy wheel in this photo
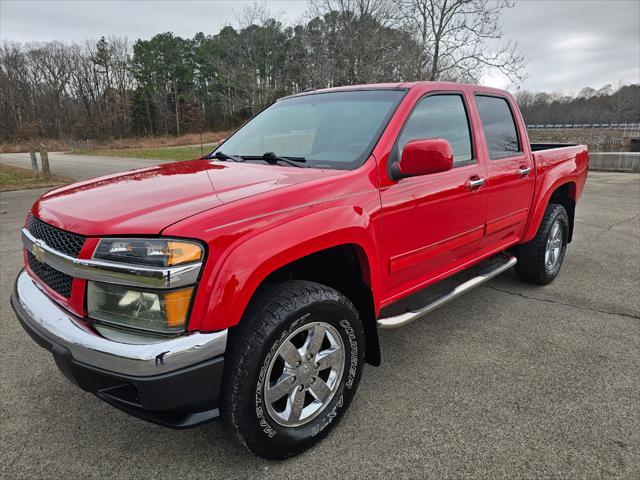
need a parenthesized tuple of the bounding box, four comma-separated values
(264, 322, 345, 427)
(545, 220, 563, 271)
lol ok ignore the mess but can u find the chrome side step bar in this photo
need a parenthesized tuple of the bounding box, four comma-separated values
(377, 254, 517, 329)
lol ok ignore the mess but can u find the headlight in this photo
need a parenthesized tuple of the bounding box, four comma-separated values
(87, 282, 194, 335)
(93, 238, 203, 267)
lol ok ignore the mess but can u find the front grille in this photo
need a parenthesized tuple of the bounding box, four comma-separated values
(27, 251, 73, 297)
(27, 215, 85, 257)
(26, 216, 85, 298)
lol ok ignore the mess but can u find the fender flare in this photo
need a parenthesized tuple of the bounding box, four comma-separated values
(189, 203, 381, 332)
(522, 178, 577, 243)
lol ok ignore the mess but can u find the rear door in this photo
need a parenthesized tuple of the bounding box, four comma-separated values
(379, 92, 488, 302)
(473, 94, 535, 255)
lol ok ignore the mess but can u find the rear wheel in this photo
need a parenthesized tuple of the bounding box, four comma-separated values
(514, 203, 569, 285)
(222, 280, 365, 459)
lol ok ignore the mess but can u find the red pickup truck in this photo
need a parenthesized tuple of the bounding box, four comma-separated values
(12, 82, 588, 459)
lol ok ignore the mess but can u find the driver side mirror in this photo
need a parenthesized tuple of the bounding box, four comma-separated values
(392, 139, 454, 179)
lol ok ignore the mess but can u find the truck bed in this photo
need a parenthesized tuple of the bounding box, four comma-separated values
(531, 143, 589, 167)
(530, 143, 578, 151)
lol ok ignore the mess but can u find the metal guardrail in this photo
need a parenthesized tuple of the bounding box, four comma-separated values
(527, 123, 640, 130)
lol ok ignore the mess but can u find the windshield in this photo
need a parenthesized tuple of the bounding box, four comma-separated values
(212, 90, 406, 170)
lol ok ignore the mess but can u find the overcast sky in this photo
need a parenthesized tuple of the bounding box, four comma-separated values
(1, 0, 638, 94)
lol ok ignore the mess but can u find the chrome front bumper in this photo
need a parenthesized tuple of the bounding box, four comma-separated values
(11, 269, 227, 377)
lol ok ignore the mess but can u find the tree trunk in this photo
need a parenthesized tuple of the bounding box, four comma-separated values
(145, 99, 154, 136)
(173, 77, 180, 135)
(430, 35, 440, 81)
(39, 144, 50, 179)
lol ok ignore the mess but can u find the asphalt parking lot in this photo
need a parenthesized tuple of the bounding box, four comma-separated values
(1, 171, 638, 479)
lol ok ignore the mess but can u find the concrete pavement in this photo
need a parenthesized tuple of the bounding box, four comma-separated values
(0, 172, 638, 479)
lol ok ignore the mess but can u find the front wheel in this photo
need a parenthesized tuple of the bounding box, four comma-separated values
(222, 280, 365, 459)
(514, 203, 569, 285)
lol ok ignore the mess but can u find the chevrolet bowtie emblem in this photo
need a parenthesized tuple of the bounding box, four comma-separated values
(32, 242, 46, 263)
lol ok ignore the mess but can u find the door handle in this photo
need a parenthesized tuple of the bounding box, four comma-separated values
(518, 166, 532, 177)
(465, 177, 486, 190)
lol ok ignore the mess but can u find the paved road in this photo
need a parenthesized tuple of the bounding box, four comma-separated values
(0, 152, 171, 180)
(1, 172, 638, 479)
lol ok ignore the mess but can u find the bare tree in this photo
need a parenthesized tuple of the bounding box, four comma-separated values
(309, 0, 415, 84)
(398, 0, 526, 85)
(310, 0, 399, 28)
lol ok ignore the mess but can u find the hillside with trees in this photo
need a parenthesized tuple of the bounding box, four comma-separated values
(2, 0, 637, 145)
(0, 0, 525, 142)
(515, 84, 640, 126)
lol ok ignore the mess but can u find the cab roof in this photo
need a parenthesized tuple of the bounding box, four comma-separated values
(280, 81, 512, 101)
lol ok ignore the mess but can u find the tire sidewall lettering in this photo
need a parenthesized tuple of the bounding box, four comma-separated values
(255, 312, 310, 438)
(254, 309, 360, 440)
(311, 318, 359, 437)
(340, 318, 358, 390)
(311, 395, 343, 437)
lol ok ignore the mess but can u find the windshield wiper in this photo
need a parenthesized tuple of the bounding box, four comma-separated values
(207, 151, 244, 162)
(240, 152, 307, 167)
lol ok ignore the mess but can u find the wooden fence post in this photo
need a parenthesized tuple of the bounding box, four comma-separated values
(29, 146, 38, 172)
(39, 143, 50, 179)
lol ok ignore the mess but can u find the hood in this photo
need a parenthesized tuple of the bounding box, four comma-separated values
(32, 159, 341, 236)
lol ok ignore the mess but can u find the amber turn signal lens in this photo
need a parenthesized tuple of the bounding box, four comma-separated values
(167, 241, 203, 266)
(94, 238, 203, 267)
(88, 283, 194, 334)
(164, 287, 194, 328)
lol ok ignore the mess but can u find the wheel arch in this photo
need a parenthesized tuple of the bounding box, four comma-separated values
(523, 180, 577, 243)
(255, 244, 381, 366)
(194, 229, 382, 365)
(548, 182, 577, 242)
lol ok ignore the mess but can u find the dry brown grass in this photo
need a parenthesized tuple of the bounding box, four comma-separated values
(0, 164, 70, 191)
(0, 130, 234, 154)
(1, 139, 73, 154)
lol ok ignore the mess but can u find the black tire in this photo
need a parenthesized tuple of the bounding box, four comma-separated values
(222, 280, 366, 459)
(514, 203, 569, 285)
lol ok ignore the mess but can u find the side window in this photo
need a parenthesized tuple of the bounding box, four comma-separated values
(397, 94, 473, 167)
(475, 95, 521, 159)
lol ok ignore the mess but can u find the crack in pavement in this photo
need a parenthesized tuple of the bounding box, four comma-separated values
(483, 285, 640, 321)
(591, 213, 640, 239)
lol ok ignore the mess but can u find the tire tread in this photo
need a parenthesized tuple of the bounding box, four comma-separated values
(515, 203, 568, 285)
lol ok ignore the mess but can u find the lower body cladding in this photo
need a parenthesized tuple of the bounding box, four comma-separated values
(10, 269, 227, 429)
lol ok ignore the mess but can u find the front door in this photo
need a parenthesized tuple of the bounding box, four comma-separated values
(379, 93, 488, 304)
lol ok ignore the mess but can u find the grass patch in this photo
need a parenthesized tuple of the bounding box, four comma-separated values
(0, 164, 70, 191)
(76, 145, 212, 161)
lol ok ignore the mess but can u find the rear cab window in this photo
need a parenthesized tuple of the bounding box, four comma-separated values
(475, 95, 522, 160)
(397, 94, 474, 167)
